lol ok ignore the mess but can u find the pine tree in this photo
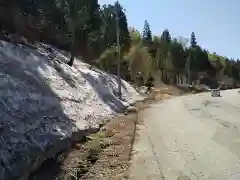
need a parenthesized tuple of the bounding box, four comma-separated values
(159, 29, 172, 63)
(142, 20, 152, 46)
(170, 38, 185, 69)
(190, 32, 197, 48)
(160, 29, 171, 43)
(117, 2, 131, 51)
(101, 3, 130, 52)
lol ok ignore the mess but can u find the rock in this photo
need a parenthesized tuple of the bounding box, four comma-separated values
(126, 106, 138, 113)
(139, 86, 148, 94)
(100, 127, 107, 132)
(0, 39, 143, 180)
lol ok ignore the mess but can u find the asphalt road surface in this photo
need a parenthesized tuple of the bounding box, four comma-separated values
(130, 89, 240, 180)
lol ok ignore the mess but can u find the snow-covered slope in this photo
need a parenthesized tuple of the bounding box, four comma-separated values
(0, 40, 143, 180)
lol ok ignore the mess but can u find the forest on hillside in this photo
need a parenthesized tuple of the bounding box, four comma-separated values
(0, 0, 240, 88)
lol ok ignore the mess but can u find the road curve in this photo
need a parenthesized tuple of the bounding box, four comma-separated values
(130, 89, 240, 180)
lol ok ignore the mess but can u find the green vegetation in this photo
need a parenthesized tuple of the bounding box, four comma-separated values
(1, 0, 240, 86)
(57, 131, 111, 180)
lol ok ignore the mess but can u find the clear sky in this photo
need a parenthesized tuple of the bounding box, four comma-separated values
(99, 0, 240, 59)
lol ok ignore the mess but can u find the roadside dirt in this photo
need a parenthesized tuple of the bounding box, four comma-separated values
(79, 88, 183, 180)
(79, 99, 158, 180)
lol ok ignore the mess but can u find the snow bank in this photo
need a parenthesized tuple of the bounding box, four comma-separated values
(0, 40, 143, 180)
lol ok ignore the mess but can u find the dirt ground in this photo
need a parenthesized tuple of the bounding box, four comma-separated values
(79, 100, 157, 180)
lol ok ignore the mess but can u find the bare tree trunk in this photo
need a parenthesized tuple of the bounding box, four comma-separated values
(67, 24, 75, 66)
(176, 72, 180, 84)
(67, 0, 76, 67)
(164, 70, 168, 84)
(161, 68, 164, 81)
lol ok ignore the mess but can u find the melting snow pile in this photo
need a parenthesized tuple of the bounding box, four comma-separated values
(0, 40, 143, 180)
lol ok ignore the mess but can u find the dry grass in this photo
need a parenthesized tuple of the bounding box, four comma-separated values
(79, 112, 138, 180)
(56, 131, 113, 180)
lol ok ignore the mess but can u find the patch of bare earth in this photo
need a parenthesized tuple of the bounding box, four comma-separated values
(80, 113, 137, 180)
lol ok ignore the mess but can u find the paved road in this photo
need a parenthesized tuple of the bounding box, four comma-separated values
(130, 89, 240, 180)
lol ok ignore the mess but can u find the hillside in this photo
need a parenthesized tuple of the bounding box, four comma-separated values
(0, 40, 143, 180)
(0, 1, 240, 178)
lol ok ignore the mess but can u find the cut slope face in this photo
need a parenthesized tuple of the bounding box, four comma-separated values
(0, 40, 143, 180)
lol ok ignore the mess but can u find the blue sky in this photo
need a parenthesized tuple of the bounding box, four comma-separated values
(99, 0, 240, 59)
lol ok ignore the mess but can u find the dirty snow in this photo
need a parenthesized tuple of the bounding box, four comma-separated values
(0, 40, 143, 180)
